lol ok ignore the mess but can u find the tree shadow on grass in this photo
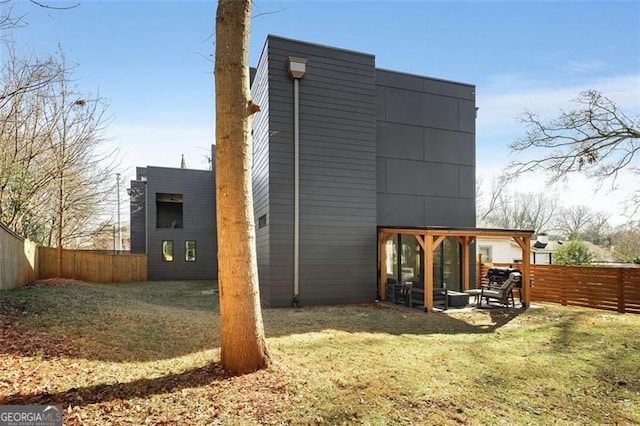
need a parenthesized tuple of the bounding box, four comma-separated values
(0, 281, 526, 363)
(262, 302, 525, 338)
(110, 280, 220, 312)
(0, 304, 525, 363)
(2, 363, 228, 407)
(0, 306, 527, 409)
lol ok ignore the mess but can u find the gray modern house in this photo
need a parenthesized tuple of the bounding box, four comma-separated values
(129, 164, 217, 281)
(130, 35, 475, 307)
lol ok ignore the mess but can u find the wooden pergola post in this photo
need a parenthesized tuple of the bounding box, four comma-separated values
(513, 235, 532, 307)
(424, 234, 434, 312)
(521, 235, 531, 307)
(416, 233, 445, 313)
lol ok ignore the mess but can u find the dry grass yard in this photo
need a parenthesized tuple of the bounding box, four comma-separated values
(1, 280, 638, 425)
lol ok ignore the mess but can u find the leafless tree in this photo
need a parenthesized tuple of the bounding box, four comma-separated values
(553, 205, 611, 244)
(553, 205, 596, 240)
(1, 0, 78, 39)
(42, 55, 116, 263)
(214, 0, 270, 373)
(0, 47, 62, 109)
(0, 48, 63, 238)
(0, 48, 117, 255)
(506, 90, 640, 216)
(581, 211, 612, 246)
(481, 188, 557, 235)
(0, 0, 24, 33)
(477, 175, 509, 223)
(610, 220, 640, 262)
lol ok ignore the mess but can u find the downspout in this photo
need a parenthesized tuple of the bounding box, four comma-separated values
(287, 57, 307, 308)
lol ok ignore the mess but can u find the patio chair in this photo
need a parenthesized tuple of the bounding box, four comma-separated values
(385, 278, 408, 304)
(407, 281, 448, 311)
(477, 271, 521, 308)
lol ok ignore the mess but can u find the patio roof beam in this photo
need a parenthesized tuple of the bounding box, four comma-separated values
(380, 227, 533, 239)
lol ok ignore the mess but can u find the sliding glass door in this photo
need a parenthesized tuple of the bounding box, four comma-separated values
(433, 237, 461, 291)
(383, 234, 461, 290)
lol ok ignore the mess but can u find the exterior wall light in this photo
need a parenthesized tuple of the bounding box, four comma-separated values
(287, 57, 307, 79)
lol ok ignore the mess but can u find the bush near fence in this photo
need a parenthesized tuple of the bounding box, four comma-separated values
(478, 262, 640, 314)
(38, 247, 147, 283)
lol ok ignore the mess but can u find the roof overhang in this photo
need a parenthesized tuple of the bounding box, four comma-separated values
(378, 226, 534, 239)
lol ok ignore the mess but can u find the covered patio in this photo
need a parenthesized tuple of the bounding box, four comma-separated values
(378, 226, 535, 312)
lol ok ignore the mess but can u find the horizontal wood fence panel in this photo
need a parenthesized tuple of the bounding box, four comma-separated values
(478, 261, 640, 314)
(38, 247, 147, 283)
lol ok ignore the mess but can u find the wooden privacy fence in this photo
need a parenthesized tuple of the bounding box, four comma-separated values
(478, 262, 640, 314)
(39, 247, 147, 283)
(0, 223, 38, 289)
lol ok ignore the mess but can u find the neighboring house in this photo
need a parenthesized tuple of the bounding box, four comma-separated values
(129, 163, 217, 281)
(477, 235, 618, 265)
(477, 236, 552, 265)
(130, 35, 476, 306)
(545, 240, 617, 265)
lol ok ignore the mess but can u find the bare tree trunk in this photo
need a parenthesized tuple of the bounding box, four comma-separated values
(214, 0, 270, 373)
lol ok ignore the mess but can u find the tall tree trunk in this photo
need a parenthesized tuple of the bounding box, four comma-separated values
(214, 0, 270, 373)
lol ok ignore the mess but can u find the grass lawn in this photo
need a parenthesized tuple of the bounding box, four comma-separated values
(1, 280, 639, 425)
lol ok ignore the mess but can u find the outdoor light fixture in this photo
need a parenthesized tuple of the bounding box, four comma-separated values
(287, 57, 307, 79)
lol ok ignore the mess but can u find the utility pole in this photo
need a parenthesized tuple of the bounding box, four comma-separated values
(116, 173, 121, 252)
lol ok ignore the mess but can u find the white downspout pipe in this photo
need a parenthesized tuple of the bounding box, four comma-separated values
(288, 57, 307, 308)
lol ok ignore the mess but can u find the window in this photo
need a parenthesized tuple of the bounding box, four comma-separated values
(478, 245, 493, 263)
(162, 240, 174, 262)
(185, 240, 196, 262)
(258, 214, 267, 229)
(156, 193, 183, 228)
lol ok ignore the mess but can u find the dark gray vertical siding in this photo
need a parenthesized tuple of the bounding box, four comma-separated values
(375, 69, 476, 228)
(251, 40, 272, 305)
(129, 179, 147, 254)
(145, 167, 216, 280)
(266, 36, 378, 306)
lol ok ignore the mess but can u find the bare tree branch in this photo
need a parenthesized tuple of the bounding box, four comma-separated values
(0, 47, 119, 248)
(28, 0, 79, 10)
(506, 90, 639, 216)
(478, 182, 557, 234)
(478, 175, 510, 222)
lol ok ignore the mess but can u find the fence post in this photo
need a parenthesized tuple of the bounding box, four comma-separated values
(618, 268, 626, 314)
(561, 266, 567, 306)
(111, 252, 116, 283)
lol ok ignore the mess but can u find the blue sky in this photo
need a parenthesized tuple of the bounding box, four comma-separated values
(2, 0, 639, 223)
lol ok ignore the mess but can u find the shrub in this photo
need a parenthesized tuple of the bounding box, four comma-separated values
(554, 239, 594, 266)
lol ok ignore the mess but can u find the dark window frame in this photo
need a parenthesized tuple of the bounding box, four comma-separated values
(258, 214, 267, 229)
(156, 193, 184, 229)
